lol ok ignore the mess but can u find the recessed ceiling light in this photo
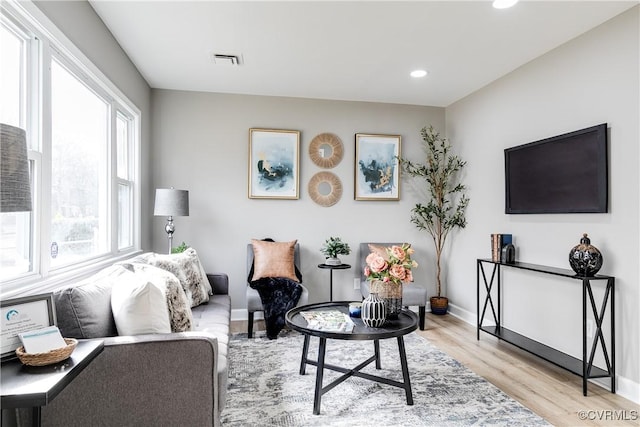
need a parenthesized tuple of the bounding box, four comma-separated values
(410, 70, 428, 78)
(492, 0, 518, 9)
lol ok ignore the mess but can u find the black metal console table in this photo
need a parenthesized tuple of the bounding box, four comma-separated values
(476, 259, 615, 396)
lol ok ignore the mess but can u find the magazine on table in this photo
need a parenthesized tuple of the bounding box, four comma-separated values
(300, 310, 355, 333)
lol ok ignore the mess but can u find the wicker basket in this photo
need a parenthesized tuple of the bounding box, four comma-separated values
(15, 338, 78, 366)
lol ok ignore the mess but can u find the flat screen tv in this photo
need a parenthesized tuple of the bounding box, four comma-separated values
(504, 123, 608, 214)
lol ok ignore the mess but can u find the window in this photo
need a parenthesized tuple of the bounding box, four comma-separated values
(0, 3, 140, 291)
(50, 58, 109, 268)
(0, 16, 33, 282)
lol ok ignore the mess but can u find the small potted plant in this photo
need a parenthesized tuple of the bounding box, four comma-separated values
(171, 242, 189, 254)
(320, 237, 351, 265)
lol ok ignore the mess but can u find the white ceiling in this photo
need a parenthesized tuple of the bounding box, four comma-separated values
(89, 1, 637, 107)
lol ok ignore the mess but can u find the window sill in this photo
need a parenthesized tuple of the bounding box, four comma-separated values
(0, 250, 144, 299)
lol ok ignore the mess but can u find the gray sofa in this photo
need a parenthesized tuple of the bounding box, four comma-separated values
(37, 272, 231, 427)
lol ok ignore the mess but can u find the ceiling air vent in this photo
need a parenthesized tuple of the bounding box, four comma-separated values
(211, 53, 243, 66)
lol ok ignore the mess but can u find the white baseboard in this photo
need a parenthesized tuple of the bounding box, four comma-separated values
(446, 301, 476, 324)
(231, 308, 258, 322)
(609, 375, 640, 404)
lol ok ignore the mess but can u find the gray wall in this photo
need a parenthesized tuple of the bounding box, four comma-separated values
(446, 6, 639, 395)
(34, 0, 153, 250)
(150, 90, 444, 310)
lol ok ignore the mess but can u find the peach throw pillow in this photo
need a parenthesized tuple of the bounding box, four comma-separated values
(251, 239, 299, 282)
(368, 243, 389, 260)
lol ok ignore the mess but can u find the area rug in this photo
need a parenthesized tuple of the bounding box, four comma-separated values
(221, 330, 550, 426)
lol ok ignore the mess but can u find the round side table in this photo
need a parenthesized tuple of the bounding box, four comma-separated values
(317, 263, 351, 301)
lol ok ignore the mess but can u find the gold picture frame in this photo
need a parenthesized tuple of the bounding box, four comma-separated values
(354, 133, 401, 201)
(248, 128, 300, 199)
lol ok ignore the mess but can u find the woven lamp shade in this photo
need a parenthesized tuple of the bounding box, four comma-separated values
(1, 124, 32, 212)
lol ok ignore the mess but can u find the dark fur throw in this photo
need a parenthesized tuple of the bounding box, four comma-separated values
(250, 277, 302, 339)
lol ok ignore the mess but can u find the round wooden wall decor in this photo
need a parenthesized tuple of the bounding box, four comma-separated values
(308, 171, 342, 207)
(309, 133, 343, 169)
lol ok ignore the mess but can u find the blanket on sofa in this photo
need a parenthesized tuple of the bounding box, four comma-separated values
(250, 277, 302, 339)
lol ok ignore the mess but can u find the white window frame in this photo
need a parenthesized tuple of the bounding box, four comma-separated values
(1, 0, 141, 298)
(115, 110, 136, 252)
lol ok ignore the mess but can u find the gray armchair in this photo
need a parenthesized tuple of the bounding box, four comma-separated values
(359, 242, 427, 330)
(246, 242, 309, 338)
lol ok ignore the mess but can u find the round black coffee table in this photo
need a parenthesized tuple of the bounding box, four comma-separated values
(285, 301, 418, 415)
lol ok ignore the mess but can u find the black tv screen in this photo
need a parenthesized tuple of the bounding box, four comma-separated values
(505, 123, 608, 214)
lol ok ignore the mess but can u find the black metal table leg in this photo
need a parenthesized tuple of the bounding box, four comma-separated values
(329, 269, 334, 301)
(397, 336, 414, 405)
(582, 279, 588, 396)
(313, 337, 327, 415)
(478, 261, 500, 338)
(32, 406, 41, 427)
(477, 260, 480, 340)
(374, 339, 381, 369)
(610, 278, 615, 393)
(300, 334, 415, 415)
(585, 278, 615, 394)
(300, 334, 310, 375)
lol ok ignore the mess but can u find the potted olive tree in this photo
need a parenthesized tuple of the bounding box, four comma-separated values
(397, 125, 469, 314)
(320, 237, 351, 266)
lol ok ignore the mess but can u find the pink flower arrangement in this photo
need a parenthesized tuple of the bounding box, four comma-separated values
(364, 243, 418, 285)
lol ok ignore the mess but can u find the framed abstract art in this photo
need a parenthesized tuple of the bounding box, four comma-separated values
(248, 128, 300, 199)
(354, 133, 401, 201)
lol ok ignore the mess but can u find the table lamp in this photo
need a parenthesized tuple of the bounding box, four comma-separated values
(153, 188, 189, 254)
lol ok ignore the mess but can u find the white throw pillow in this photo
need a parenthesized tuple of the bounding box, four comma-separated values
(128, 263, 193, 332)
(111, 272, 172, 335)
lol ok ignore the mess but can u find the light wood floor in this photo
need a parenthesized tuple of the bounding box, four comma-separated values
(232, 313, 639, 427)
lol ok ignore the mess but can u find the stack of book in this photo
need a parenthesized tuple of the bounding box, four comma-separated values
(490, 234, 512, 262)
